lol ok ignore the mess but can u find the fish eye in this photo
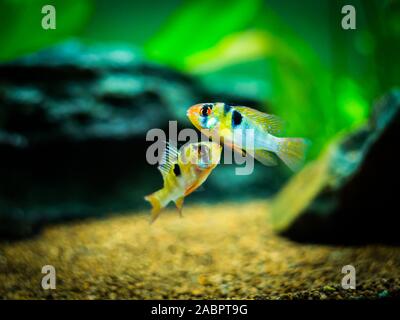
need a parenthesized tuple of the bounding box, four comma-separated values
(200, 105, 212, 117)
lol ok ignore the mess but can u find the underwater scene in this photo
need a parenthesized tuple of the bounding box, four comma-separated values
(0, 0, 399, 302)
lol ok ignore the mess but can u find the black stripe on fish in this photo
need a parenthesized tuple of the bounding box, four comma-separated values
(173, 163, 181, 177)
(223, 103, 232, 115)
(232, 109, 243, 127)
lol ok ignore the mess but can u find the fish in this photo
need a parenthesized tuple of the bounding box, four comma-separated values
(187, 102, 309, 171)
(144, 141, 222, 223)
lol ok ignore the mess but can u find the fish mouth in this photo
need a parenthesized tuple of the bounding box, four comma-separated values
(186, 106, 195, 117)
(187, 104, 202, 119)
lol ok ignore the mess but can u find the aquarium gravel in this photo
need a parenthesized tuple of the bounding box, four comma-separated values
(0, 202, 399, 300)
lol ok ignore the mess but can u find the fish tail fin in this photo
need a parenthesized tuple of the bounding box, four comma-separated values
(144, 191, 165, 224)
(276, 138, 309, 171)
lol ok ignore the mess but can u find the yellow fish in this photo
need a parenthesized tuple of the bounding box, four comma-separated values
(187, 102, 309, 171)
(145, 141, 222, 223)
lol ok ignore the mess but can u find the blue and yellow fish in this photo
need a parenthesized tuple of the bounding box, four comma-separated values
(145, 141, 221, 222)
(187, 102, 309, 171)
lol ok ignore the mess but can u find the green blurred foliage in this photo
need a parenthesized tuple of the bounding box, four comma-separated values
(145, 0, 399, 159)
(81, 0, 180, 46)
(0, 0, 92, 61)
(146, 0, 263, 68)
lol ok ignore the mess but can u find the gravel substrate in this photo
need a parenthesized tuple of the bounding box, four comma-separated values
(0, 202, 399, 299)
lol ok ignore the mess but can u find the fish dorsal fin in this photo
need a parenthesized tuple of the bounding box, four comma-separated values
(235, 106, 284, 135)
(158, 142, 179, 178)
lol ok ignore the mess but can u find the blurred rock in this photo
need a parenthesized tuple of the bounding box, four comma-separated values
(0, 42, 288, 238)
(269, 90, 400, 244)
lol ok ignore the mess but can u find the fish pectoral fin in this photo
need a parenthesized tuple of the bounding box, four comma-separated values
(158, 141, 179, 179)
(174, 197, 185, 217)
(252, 149, 279, 166)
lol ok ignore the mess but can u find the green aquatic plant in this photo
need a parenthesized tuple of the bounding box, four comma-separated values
(145, 0, 263, 69)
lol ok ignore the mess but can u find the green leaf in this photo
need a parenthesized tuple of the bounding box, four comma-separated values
(145, 0, 262, 69)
